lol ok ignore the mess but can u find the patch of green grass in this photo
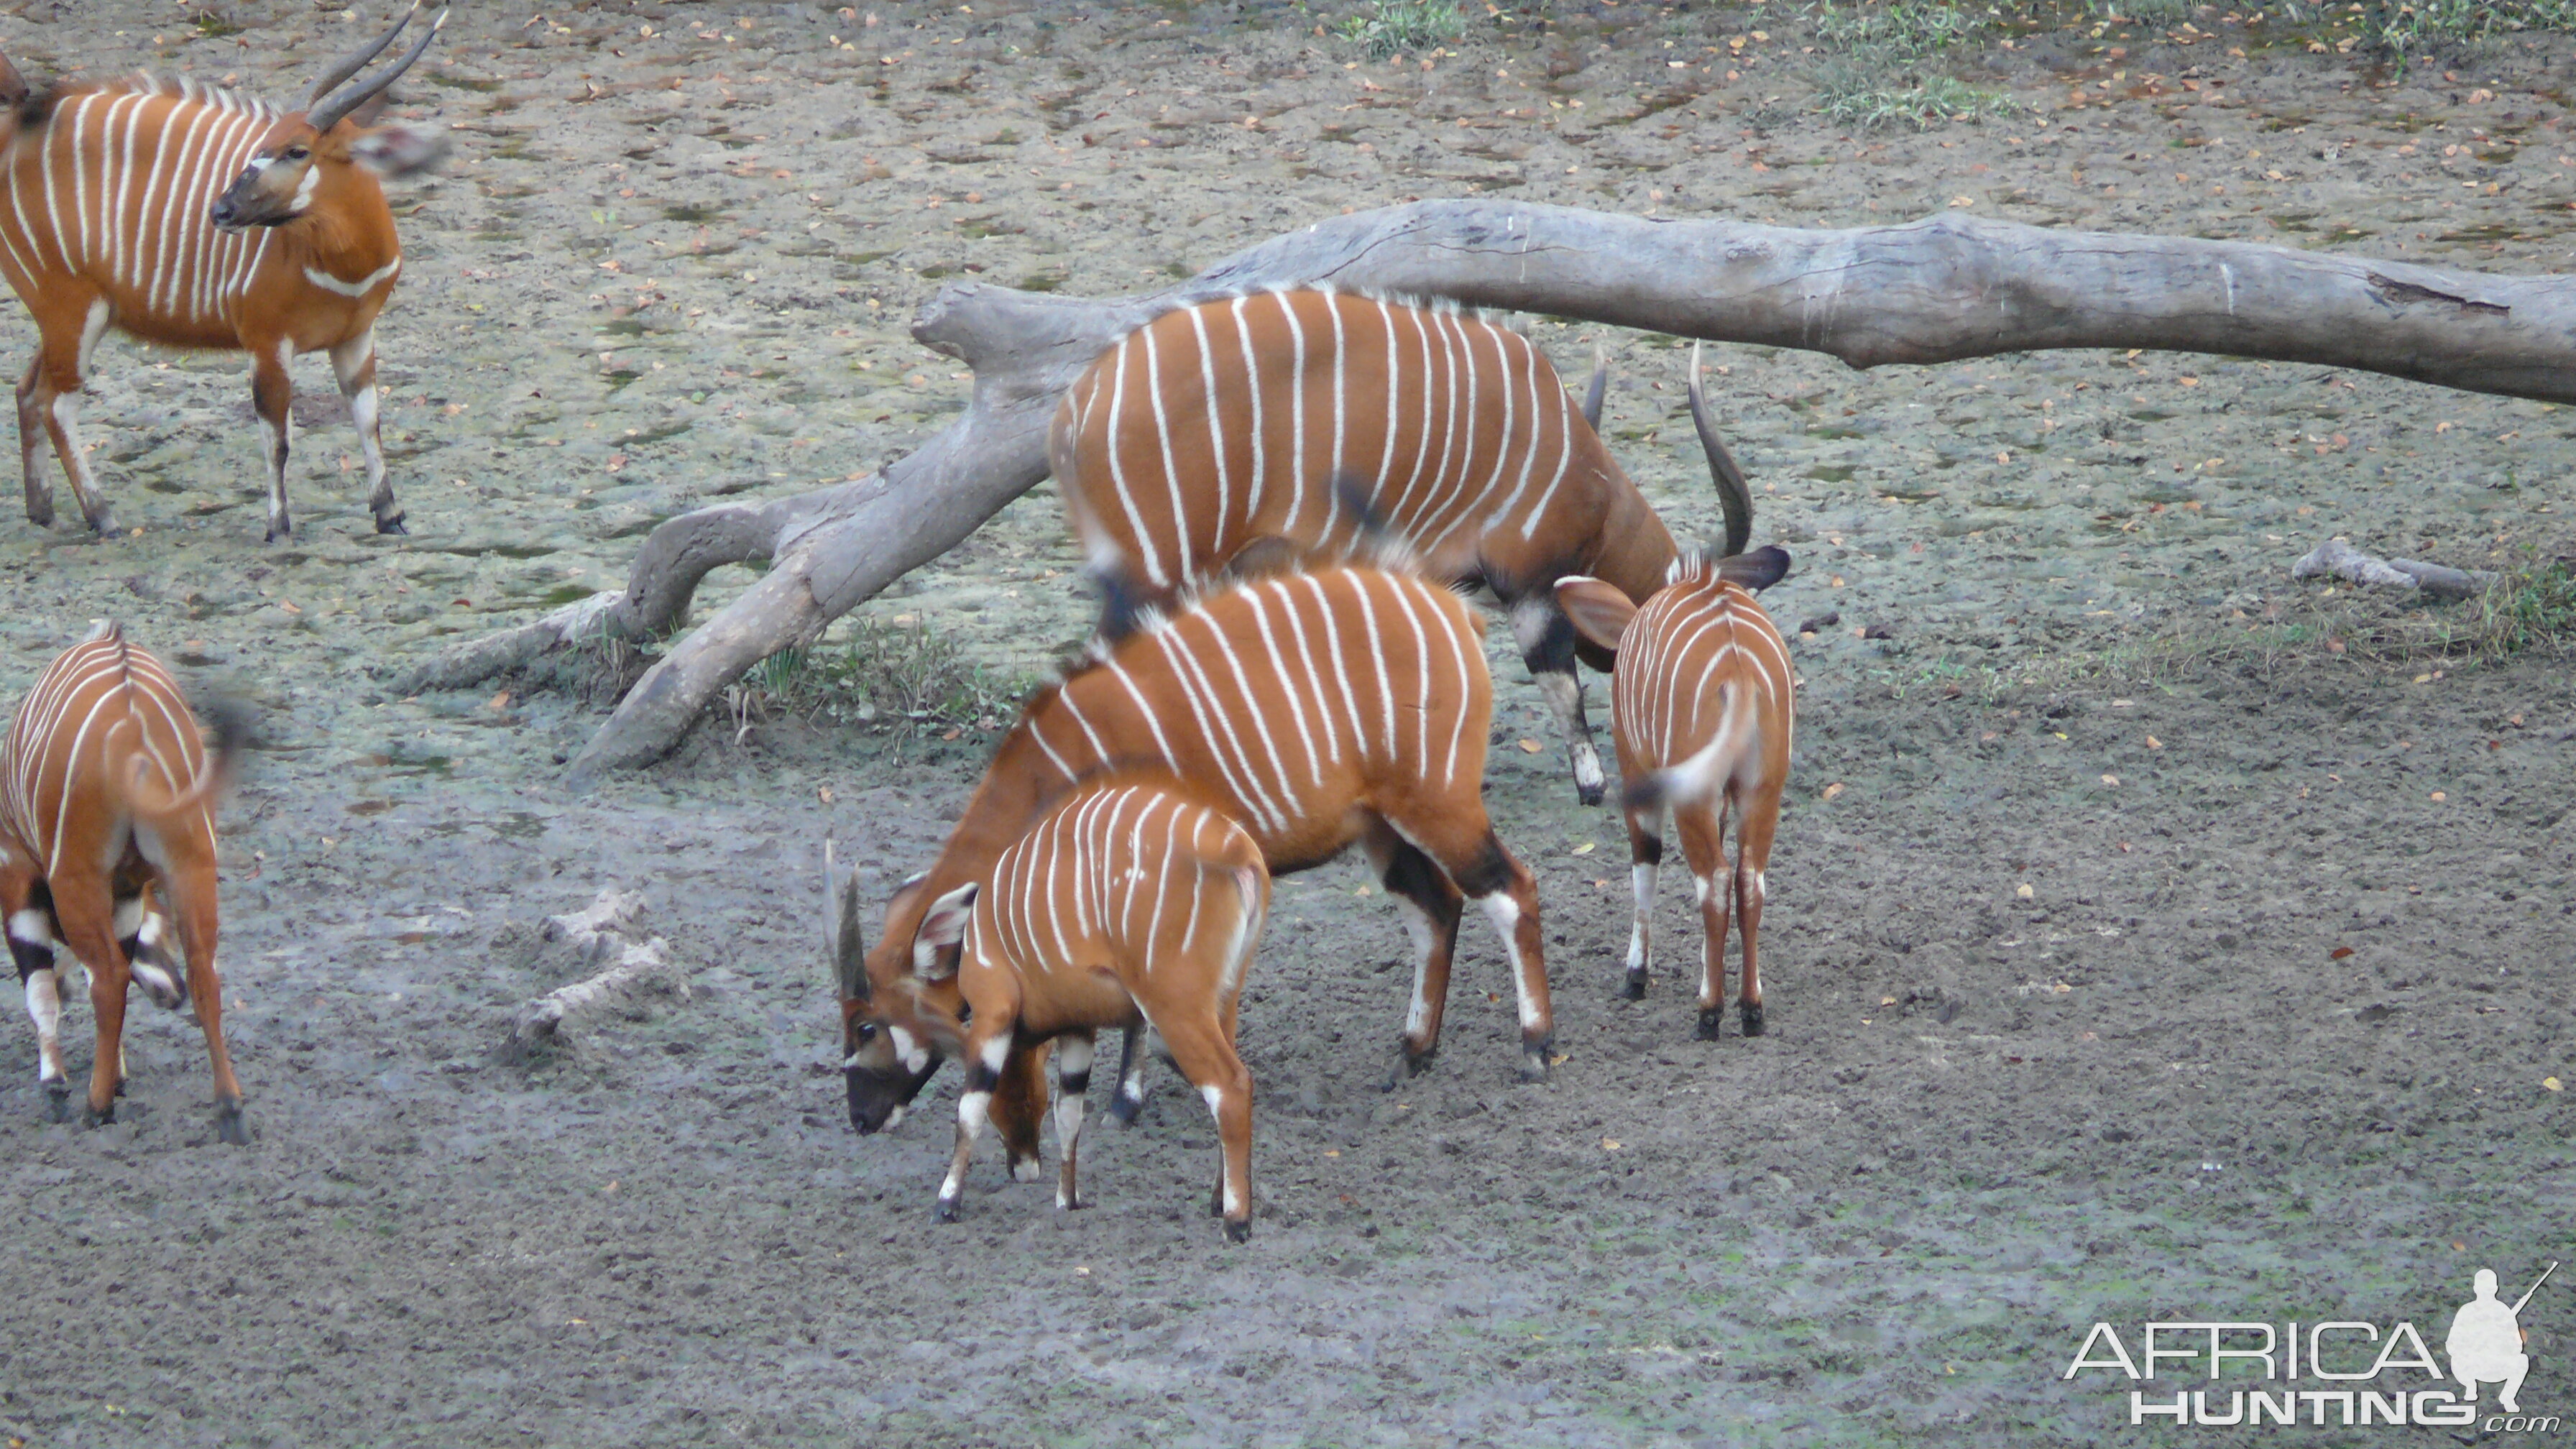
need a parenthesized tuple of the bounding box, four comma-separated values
(2361, 0, 2576, 61)
(727, 618, 1036, 739)
(1811, 0, 1981, 60)
(1333, 0, 1467, 58)
(2469, 556, 2576, 658)
(1819, 69, 2018, 129)
(2081, 0, 2199, 25)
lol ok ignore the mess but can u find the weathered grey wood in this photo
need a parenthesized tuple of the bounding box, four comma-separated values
(508, 889, 687, 1044)
(409, 201, 2576, 782)
(2292, 537, 2500, 600)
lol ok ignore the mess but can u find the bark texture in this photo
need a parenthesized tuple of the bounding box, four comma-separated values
(2292, 537, 2501, 600)
(409, 201, 2576, 783)
(508, 889, 688, 1044)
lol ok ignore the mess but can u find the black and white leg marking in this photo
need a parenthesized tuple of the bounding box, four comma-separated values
(1053, 1032, 1094, 1211)
(936, 1034, 1012, 1222)
(12, 907, 66, 1110)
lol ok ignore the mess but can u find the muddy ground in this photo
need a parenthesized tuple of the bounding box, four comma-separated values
(0, 1, 2570, 1445)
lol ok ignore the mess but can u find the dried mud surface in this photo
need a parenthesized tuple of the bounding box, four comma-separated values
(0, 3, 2571, 1446)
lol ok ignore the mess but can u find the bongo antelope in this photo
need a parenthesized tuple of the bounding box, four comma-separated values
(1051, 288, 1754, 806)
(1557, 535, 1793, 1039)
(1, 622, 245, 1140)
(838, 564, 1554, 1146)
(842, 779, 1270, 1239)
(0, 4, 448, 540)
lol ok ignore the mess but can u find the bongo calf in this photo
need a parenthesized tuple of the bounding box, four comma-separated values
(1, 622, 244, 1139)
(1556, 544, 1793, 1039)
(842, 779, 1269, 1241)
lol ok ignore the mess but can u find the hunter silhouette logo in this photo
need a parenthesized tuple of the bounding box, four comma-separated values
(2064, 1261, 2561, 1432)
(2450, 1263, 2555, 1415)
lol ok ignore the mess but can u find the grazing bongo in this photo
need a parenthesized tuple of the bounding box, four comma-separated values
(843, 779, 1270, 1240)
(1, 622, 244, 1139)
(1557, 542, 1793, 1039)
(1052, 288, 1756, 806)
(838, 564, 1552, 1151)
(0, 4, 448, 539)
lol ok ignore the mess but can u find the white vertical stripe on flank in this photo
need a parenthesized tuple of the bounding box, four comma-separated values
(1162, 614, 1289, 834)
(1373, 297, 1401, 503)
(1141, 325, 1190, 581)
(1187, 305, 1230, 546)
(1450, 314, 1484, 529)
(1399, 303, 1436, 524)
(1159, 621, 1288, 835)
(1240, 584, 1322, 786)
(67, 95, 97, 272)
(1323, 293, 1348, 537)
(1298, 572, 1367, 769)
(1066, 786, 1110, 942)
(40, 101, 79, 275)
(198, 109, 260, 321)
(1279, 290, 1310, 529)
(1097, 658, 1182, 773)
(212, 111, 265, 320)
(1490, 329, 1548, 528)
(1268, 576, 1340, 768)
(1345, 574, 1397, 760)
(1420, 591, 1476, 789)
(151, 102, 211, 318)
(1220, 587, 1312, 794)
(0, 161, 40, 290)
(46, 689, 124, 878)
(1049, 689, 1113, 770)
(1173, 803, 1205, 955)
(131, 96, 178, 305)
(104, 94, 145, 290)
(1480, 321, 1518, 505)
(1022, 710, 1080, 781)
(1384, 574, 1435, 771)
(181, 108, 232, 320)
(1517, 346, 1578, 540)
(1422, 310, 1468, 543)
(1100, 336, 1166, 587)
(1230, 295, 1266, 525)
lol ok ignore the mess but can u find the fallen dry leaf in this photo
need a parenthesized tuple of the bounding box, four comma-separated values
(2331, 947, 2355, 960)
(1518, 738, 1543, 753)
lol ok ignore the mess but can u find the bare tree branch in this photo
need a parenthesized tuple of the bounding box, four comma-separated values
(408, 201, 2576, 783)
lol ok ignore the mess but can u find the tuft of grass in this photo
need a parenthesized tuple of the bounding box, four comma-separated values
(2468, 557, 2576, 658)
(724, 617, 1036, 741)
(1811, 0, 1982, 60)
(1333, 0, 1467, 59)
(1818, 69, 2018, 129)
(2082, 0, 2201, 26)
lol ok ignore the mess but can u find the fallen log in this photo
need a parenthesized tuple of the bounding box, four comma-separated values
(408, 200, 2576, 783)
(509, 888, 687, 1044)
(2291, 537, 2500, 600)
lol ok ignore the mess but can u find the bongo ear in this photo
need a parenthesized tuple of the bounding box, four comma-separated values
(1553, 576, 1637, 652)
